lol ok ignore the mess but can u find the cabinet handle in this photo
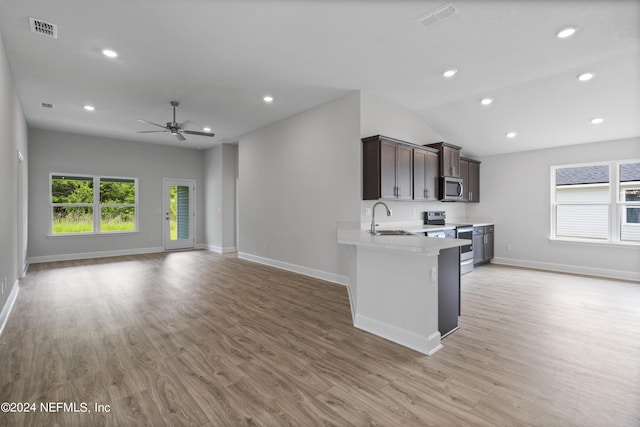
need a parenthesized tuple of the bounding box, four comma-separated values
(469, 191, 472, 200)
(397, 186, 401, 197)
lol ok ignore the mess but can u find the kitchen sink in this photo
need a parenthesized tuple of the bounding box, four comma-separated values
(372, 230, 415, 236)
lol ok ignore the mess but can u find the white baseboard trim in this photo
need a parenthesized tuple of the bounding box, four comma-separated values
(0, 280, 20, 337)
(492, 257, 640, 282)
(205, 244, 237, 254)
(354, 313, 442, 356)
(237, 252, 349, 287)
(28, 246, 165, 264)
(345, 280, 356, 324)
(21, 261, 29, 278)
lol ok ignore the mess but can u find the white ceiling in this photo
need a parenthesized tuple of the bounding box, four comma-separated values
(0, 0, 638, 156)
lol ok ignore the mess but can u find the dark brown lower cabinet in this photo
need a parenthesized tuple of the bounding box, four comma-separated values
(473, 225, 494, 265)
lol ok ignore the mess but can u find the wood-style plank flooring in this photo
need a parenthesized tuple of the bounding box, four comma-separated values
(1, 251, 639, 426)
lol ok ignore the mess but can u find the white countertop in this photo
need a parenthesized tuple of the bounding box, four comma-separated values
(353, 219, 494, 234)
(337, 228, 469, 254)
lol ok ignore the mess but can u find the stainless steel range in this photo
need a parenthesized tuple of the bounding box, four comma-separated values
(424, 211, 474, 275)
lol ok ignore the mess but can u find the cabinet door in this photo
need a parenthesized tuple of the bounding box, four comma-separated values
(468, 161, 480, 202)
(459, 159, 469, 201)
(380, 140, 397, 199)
(442, 146, 461, 177)
(485, 228, 494, 261)
(473, 229, 485, 264)
(425, 151, 439, 201)
(413, 149, 427, 200)
(396, 144, 413, 200)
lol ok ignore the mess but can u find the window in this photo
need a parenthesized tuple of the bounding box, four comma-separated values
(51, 174, 137, 235)
(551, 160, 640, 244)
(620, 162, 640, 242)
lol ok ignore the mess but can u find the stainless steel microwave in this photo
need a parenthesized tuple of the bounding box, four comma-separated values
(440, 176, 464, 201)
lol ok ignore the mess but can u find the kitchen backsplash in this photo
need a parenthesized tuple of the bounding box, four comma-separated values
(360, 200, 467, 227)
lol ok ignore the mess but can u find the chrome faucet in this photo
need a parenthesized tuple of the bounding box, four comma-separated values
(370, 202, 391, 234)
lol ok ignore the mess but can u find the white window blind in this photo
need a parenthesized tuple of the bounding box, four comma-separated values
(553, 165, 609, 241)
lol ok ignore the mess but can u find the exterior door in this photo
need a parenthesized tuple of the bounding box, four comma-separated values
(164, 179, 195, 250)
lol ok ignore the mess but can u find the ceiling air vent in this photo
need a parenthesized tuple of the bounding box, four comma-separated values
(29, 17, 58, 39)
(41, 102, 54, 109)
(415, 3, 459, 28)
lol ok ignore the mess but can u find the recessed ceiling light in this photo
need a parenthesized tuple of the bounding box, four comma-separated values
(443, 69, 458, 78)
(505, 132, 517, 138)
(84, 105, 95, 111)
(480, 98, 493, 106)
(556, 27, 576, 39)
(102, 49, 118, 58)
(203, 127, 211, 132)
(590, 117, 604, 124)
(263, 95, 274, 103)
(577, 72, 594, 82)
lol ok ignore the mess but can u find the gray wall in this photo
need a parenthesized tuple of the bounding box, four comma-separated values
(468, 137, 640, 280)
(204, 143, 237, 252)
(238, 92, 361, 280)
(28, 129, 206, 261)
(0, 33, 28, 321)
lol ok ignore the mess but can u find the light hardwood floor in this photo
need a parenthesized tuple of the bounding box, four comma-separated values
(1, 251, 639, 426)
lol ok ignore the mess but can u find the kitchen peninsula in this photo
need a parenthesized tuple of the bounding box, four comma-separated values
(338, 228, 469, 355)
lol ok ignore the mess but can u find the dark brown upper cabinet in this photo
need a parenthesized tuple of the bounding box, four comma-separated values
(460, 157, 481, 202)
(363, 135, 413, 200)
(413, 146, 440, 201)
(427, 142, 462, 178)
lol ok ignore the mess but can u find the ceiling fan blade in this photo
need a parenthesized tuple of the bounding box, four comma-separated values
(137, 130, 168, 133)
(183, 130, 215, 137)
(175, 133, 187, 142)
(137, 119, 167, 129)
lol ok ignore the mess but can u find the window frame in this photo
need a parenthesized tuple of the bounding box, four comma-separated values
(49, 173, 139, 236)
(550, 160, 640, 246)
(618, 161, 640, 242)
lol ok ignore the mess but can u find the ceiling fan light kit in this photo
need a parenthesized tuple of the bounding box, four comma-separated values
(137, 101, 215, 141)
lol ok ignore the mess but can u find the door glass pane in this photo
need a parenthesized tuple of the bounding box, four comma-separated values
(170, 185, 190, 241)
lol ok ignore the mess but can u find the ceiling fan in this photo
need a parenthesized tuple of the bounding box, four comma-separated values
(137, 101, 214, 141)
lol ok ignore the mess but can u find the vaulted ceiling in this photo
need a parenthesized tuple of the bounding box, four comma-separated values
(1, 0, 638, 156)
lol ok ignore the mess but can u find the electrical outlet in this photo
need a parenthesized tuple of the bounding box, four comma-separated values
(365, 207, 371, 216)
(505, 244, 512, 252)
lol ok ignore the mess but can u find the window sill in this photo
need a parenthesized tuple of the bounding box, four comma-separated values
(47, 231, 139, 238)
(549, 237, 640, 248)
